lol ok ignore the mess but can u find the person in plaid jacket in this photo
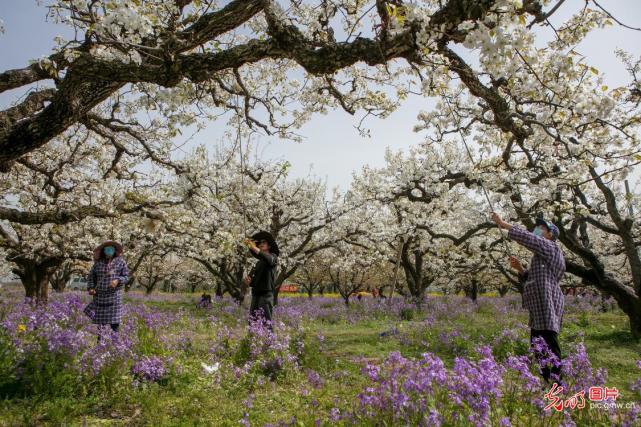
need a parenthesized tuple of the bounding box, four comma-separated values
(83, 241, 129, 332)
(491, 213, 565, 382)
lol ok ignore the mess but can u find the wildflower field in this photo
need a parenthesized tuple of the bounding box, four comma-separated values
(3, 0, 641, 426)
(1, 288, 640, 427)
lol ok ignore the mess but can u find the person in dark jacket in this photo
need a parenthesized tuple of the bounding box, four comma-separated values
(243, 231, 279, 327)
(83, 240, 129, 333)
(491, 213, 565, 382)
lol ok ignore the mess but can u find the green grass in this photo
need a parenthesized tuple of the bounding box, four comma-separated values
(1, 295, 640, 426)
(308, 307, 640, 395)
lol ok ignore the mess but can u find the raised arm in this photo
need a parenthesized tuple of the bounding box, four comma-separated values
(491, 212, 554, 260)
(243, 238, 278, 266)
(255, 250, 277, 267)
(507, 226, 555, 260)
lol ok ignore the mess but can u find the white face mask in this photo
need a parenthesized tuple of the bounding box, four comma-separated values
(533, 226, 544, 237)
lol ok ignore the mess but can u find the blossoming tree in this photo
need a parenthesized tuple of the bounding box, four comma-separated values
(0, 0, 579, 171)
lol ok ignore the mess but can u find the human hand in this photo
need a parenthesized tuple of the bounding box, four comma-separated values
(111, 279, 119, 288)
(491, 212, 502, 225)
(243, 276, 251, 286)
(490, 212, 510, 230)
(243, 238, 258, 251)
(509, 256, 524, 273)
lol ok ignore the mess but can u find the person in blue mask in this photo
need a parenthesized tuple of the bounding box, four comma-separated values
(491, 213, 566, 383)
(83, 241, 129, 334)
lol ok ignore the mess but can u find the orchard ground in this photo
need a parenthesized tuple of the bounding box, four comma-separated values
(1, 287, 640, 426)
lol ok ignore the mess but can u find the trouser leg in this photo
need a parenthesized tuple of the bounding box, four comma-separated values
(531, 329, 562, 382)
(249, 295, 259, 320)
(249, 294, 274, 329)
(97, 323, 120, 341)
(259, 294, 273, 325)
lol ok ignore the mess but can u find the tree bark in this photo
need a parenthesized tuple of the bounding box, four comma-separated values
(0, 0, 516, 168)
(566, 260, 641, 339)
(343, 294, 350, 306)
(464, 279, 479, 302)
(13, 256, 63, 304)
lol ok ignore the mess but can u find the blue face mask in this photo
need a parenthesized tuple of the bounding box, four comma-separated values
(533, 227, 544, 237)
(104, 246, 116, 257)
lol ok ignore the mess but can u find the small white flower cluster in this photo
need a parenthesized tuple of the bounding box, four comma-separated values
(573, 91, 615, 119)
(402, 3, 440, 55)
(462, 17, 532, 80)
(89, 44, 143, 65)
(458, 20, 476, 32)
(550, 9, 612, 50)
(95, 4, 155, 43)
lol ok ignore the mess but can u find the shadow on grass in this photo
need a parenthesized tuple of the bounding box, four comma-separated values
(587, 329, 640, 346)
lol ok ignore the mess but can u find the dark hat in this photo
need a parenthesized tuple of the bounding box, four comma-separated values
(250, 231, 279, 256)
(93, 240, 123, 261)
(535, 218, 559, 240)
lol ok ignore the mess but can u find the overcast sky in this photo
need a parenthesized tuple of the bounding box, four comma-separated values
(1, 0, 640, 190)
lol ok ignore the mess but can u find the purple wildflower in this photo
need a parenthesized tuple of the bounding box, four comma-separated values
(132, 356, 166, 382)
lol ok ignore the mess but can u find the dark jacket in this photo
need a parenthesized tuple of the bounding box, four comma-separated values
(250, 250, 278, 296)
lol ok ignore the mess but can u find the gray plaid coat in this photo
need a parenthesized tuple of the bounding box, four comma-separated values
(508, 226, 565, 333)
(83, 256, 129, 325)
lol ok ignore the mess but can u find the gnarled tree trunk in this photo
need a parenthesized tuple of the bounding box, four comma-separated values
(566, 260, 641, 339)
(464, 278, 480, 302)
(12, 256, 63, 304)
